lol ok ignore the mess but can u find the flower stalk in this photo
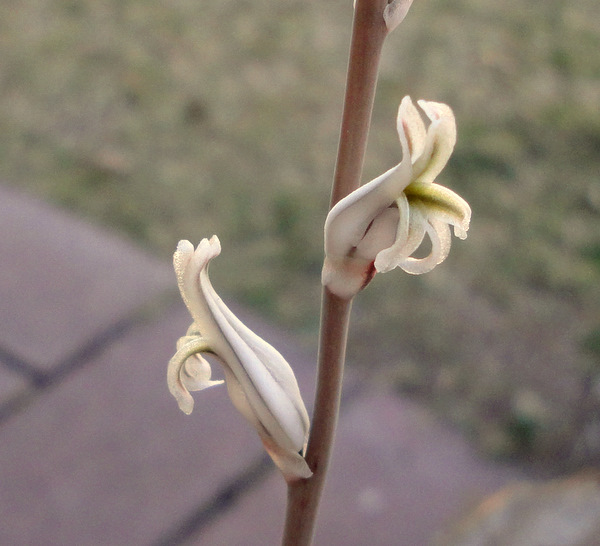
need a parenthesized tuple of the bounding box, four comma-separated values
(282, 0, 392, 542)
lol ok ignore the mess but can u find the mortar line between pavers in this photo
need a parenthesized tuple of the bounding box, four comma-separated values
(0, 316, 136, 424)
(152, 455, 273, 546)
(0, 345, 46, 384)
(150, 367, 367, 545)
(0, 290, 179, 424)
(47, 289, 181, 381)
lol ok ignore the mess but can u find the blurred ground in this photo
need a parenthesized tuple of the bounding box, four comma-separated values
(1, 0, 600, 469)
(0, 185, 528, 545)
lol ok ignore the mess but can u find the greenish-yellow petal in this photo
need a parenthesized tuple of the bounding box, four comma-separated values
(405, 182, 471, 238)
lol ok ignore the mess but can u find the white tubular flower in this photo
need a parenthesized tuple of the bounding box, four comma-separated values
(322, 96, 471, 299)
(168, 236, 312, 481)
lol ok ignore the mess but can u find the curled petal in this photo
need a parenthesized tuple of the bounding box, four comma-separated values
(405, 182, 471, 239)
(399, 212, 452, 275)
(180, 353, 224, 392)
(374, 193, 417, 273)
(167, 336, 216, 415)
(375, 182, 471, 274)
(175, 328, 224, 393)
(172, 326, 224, 394)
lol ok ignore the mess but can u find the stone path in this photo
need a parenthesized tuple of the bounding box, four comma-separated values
(0, 185, 525, 545)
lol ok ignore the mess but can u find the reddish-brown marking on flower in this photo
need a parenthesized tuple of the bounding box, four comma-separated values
(361, 260, 377, 290)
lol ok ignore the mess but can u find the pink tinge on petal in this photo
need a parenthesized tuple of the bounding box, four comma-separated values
(417, 100, 454, 123)
(361, 261, 377, 291)
(322, 255, 376, 299)
(397, 96, 427, 161)
(260, 436, 312, 482)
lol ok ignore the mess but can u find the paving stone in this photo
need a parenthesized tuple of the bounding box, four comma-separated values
(0, 304, 271, 546)
(0, 294, 321, 546)
(194, 392, 526, 546)
(0, 185, 172, 370)
(0, 361, 29, 406)
(190, 470, 284, 545)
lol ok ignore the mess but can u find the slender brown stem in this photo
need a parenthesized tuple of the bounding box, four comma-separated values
(330, 0, 389, 206)
(281, 1, 389, 544)
(281, 291, 351, 546)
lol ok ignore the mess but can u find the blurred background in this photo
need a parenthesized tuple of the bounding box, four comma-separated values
(2, 0, 600, 473)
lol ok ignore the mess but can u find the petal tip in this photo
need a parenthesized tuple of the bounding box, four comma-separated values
(454, 224, 469, 240)
(176, 240, 194, 253)
(261, 437, 313, 482)
(196, 235, 222, 262)
(174, 391, 195, 415)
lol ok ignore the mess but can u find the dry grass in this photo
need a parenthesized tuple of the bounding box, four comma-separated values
(3, 0, 600, 469)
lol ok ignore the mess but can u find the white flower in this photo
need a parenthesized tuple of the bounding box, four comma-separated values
(168, 236, 312, 481)
(322, 96, 471, 299)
